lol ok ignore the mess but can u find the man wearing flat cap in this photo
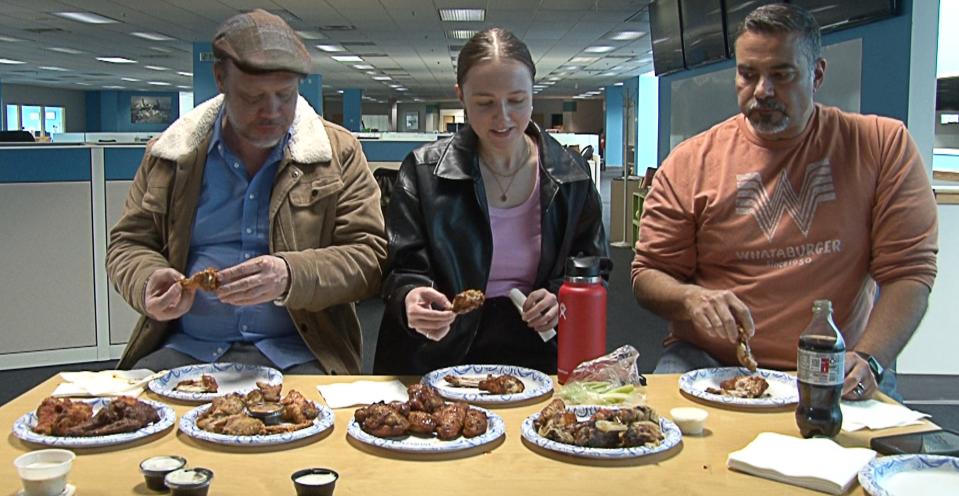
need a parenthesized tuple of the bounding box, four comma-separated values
(108, 9, 387, 375)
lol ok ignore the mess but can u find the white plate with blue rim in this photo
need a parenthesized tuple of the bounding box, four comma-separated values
(858, 454, 959, 496)
(521, 404, 682, 459)
(678, 367, 799, 408)
(422, 364, 553, 405)
(346, 406, 505, 453)
(12, 397, 175, 448)
(148, 362, 282, 402)
(179, 402, 334, 446)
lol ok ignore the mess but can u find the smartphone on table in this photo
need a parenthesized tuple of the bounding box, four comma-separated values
(870, 429, 959, 456)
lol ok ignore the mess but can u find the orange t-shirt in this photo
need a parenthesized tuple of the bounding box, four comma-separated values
(632, 105, 938, 369)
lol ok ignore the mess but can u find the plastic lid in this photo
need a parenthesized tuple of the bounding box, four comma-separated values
(564, 256, 612, 278)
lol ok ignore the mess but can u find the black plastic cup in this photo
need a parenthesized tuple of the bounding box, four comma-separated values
(164, 467, 214, 496)
(291, 468, 339, 496)
(139, 455, 187, 492)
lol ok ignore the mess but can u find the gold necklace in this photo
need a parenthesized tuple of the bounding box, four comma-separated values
(481, 136, 531, 202)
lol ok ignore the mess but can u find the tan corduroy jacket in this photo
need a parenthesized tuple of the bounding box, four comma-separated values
(107, 94, 387, 374)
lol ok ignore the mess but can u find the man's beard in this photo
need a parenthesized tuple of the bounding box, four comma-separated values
(226, 111, 283, 149)
(746, 99, 789, 135)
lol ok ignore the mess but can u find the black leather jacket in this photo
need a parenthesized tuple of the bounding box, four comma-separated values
(373, 123, 607, 374)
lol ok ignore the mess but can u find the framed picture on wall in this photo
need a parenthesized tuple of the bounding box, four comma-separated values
(404, 111, 419, 130)
(131, 96, 172, 124)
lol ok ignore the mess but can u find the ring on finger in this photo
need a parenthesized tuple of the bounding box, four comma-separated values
(853, 382, 865, 397)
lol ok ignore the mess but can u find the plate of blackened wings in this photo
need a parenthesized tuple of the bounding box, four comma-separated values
(679, 367, 799, 408)
(347, 384, 505, 454)
(520, 399, 682, 460)
(13, 396, 175, 448)
(422, 364, 553, 405)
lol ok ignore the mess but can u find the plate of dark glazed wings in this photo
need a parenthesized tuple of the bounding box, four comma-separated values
(346, 383, 505, 454)
(13, 396, 175, 448)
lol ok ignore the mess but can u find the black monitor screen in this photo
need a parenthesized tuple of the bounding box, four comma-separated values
(789, 0, 898, 34)
(724, 0, 781, 57)
(650, 0, 686, 76)
(680, 0, 727, 68)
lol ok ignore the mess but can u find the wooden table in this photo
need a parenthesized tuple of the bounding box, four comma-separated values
(1, 375, 937, 495)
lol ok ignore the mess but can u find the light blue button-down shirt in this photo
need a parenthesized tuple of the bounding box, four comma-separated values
(165, 109, 315, 370)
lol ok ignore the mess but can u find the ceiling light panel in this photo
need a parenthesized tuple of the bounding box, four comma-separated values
(55, 12, 117, 24)
(331, 55, 364, 62)
(48, 47, 83, 54)
(447, 30, 478, 40)
(610, 31, 644, 41)
(438, 9, 485, 22)
(585, 46, 614, 53)
(317, 45, 345, 52)
(131, 32, 174, 41)
(296, 31, 327, 40)
(145, 65, 169, 71)
(147, 81, 171, 86)
(0, 35, 22, 42)
(97, 57, 137, 64)
(0, 58, 25, 64)
(39, 66, 69, 71)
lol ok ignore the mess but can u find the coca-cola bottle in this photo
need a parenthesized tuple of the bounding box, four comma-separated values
(796, 299, 846, 438)
(557, 256, 611, 384)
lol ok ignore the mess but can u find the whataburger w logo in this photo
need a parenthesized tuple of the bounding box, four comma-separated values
(735, 159, 836, 241)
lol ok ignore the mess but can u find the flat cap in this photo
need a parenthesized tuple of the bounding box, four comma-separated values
(213, 9, 312, 75)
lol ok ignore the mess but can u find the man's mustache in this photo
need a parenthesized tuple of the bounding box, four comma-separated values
(747, 99, 786, 113)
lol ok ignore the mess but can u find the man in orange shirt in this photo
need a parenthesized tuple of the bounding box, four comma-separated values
(631, 3, 937, 400)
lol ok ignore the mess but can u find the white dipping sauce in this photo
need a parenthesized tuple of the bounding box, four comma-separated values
(166, 469, 209, 485)
(141, 457, 184, 472)
(296, 473, 337, 485)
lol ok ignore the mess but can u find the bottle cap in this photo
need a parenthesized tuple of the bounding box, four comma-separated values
(564, 256, 613, 278)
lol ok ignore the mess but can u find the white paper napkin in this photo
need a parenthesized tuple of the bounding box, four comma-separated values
(840, 399, 931, 432)
(727, 432, 877, 495)
(51, 369, 162, 397)
(508, 288, 557, 342)
(316, 380, 408, 409)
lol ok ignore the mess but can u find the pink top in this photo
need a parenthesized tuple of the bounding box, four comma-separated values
(486, 165, 542, 298)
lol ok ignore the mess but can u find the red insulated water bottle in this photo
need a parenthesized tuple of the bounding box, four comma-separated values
(557, 256, 610, 384)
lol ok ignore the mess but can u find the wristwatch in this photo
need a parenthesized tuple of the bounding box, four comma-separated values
(855, 351, 885, 383)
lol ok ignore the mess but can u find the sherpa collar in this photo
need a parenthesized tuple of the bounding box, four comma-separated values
(150, 94, 332, 164)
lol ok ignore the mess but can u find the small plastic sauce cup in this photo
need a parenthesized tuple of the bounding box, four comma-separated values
(14, 449, 75, 496)
(291, 468, 339, 496)
(247, 402, 284, 426)
(164, 467, 213, 496)
(140, 455, 187, 491)
(670, 407, 709, 435)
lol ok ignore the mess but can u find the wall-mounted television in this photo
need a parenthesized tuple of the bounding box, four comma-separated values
(650, 0, 686, 76)
(724, 0, 782, 56)
(790, 0, 899, 34)
(680, 0, 728, 68)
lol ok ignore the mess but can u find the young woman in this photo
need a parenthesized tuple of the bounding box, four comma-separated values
(373, 28, 606, 375)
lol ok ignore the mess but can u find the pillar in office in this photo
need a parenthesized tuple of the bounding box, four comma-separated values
(342, 88, 363, 132)
(192, 42, 218, 105)
(604, 84, 624, 168)
(299, 75, 323, 116)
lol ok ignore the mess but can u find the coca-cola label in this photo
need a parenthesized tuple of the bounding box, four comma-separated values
(797, 349, 844, 385)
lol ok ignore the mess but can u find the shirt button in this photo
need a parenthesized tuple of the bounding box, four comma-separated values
(249, 193, 255, 200)
(246, 228, 253, 234)
(244, 253, 251, 259)
(215, 348, 223, 354)
(233, 162, 240, 169)
(241, 325, 248, 331)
